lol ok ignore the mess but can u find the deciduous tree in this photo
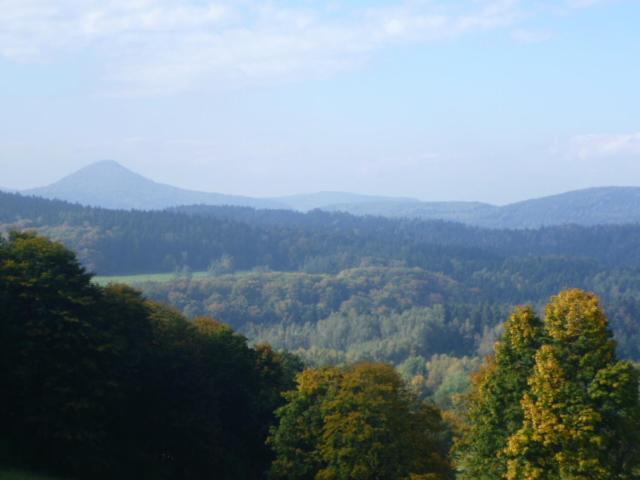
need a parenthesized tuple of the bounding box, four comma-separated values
(456, 306, 544, 479)
(269, 363, 453, 480)
(506, 289, 640, 480)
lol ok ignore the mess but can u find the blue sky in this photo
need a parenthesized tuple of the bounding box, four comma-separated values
(1, 0, 639, 203)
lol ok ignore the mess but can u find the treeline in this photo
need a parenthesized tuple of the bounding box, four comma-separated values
(175, 204, 640, 268)
(6, 192, 640, 277)
(5, 191, 640, 372)
(0, 232, 300, 479)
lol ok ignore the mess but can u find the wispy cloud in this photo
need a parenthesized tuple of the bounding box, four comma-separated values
(0, 0, 615, 95)
(567, 132, 640, 159)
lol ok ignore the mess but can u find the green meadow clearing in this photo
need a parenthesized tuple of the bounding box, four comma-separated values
(92, 270, 311, 286)
(93, 270, 209, 285)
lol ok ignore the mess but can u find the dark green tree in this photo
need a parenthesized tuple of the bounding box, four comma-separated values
(0, 232, 107, 474)
(0, 232, 298, 479)
(456, 306, 544, 479)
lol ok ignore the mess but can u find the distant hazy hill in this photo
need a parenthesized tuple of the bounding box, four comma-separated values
(274, 192, 418, 211)
(486, 187, 640, 228)
(23, 160, 285, 210)
(19, 161, 426, 212)
(323, 200, 499, 224)
(17, 161, 640, 227)
(324, 187, 640, 228)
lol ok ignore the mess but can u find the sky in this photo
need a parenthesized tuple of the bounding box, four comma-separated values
(1, 0, 639, 204)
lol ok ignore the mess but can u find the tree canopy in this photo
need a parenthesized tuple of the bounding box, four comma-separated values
(0, 232, 299, 479)
(458, 290, 640, 480)
(457, 306, 545, 479)
(269, 363, 453, 480)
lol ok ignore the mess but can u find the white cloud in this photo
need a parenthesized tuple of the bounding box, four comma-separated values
(0, 0, 614, 94)
(567, 132, 640, 159)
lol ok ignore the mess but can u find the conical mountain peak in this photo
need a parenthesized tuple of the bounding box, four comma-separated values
(23, 161, 284, 210)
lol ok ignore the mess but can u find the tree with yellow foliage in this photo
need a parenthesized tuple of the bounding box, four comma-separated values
(268, 363, 453, 480)
(506, 289, 640, 480)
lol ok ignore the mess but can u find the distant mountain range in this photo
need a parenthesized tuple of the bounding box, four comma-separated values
(23, 160, 285, 210)
(273, 192, 418, 211)
(324, 187, 640, 228)
(20, 160, 418, 212)
(11, 160, 640, 228)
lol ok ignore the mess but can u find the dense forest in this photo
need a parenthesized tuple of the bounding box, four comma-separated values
(4, 191, 640, 407)
(137, 265, 640, 407)
(0, 233, 455, 479)
(2, 233, 639, 479)
(5, 0, 640, 475)
(6, 192, 640, 275)
(0, 232, 300, 479)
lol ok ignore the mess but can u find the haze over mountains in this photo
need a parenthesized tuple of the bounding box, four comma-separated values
(274, 192, 419, 212)
(324, 188, 640, 228)
(13, 160, 640, 229)
(24, 160, 285, 210)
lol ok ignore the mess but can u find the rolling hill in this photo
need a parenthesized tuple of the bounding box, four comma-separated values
(274, 191, 418, 211)
(22, 160, 285, 210)
(486, 187, 640, 228)
(325, 187, 640, 228)
(12, 160, 640, 228)
(323, 200, 499, 224)
(20, 161, 420, 212)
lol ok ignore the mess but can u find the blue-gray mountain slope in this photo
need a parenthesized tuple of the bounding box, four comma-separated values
(24, 160, 285, 210)
(325, 187, 640, 228)
(19, 161, 640, 228)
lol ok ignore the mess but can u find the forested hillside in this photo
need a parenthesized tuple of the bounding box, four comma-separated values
(2, 234, 639, 479)
(6, 0, 640, 477)
(7, 192, 640, 275)
(0, 233, 300, 479)
(0, 233, 455, 479)
(3, 191, 640, 372)
(325, 186, 640, 228)
(139, 264, 640, 363)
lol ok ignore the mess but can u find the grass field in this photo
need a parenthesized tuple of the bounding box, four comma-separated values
(0, 469, 61, 480)
(93, 271, 209, 286)
(92, 269, 302, 286)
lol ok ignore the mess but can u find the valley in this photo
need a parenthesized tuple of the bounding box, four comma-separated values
(4, 2, 640, 477)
